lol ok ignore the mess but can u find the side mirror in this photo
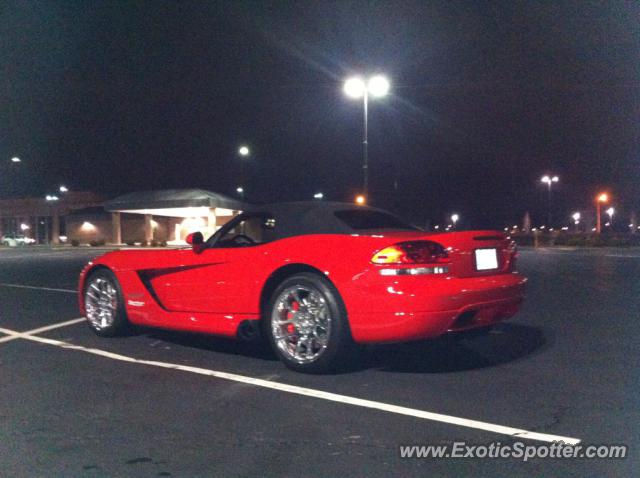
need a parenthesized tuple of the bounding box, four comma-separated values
(186, 232, 204, 251)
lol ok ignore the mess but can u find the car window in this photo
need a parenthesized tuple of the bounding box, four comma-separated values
(334, 209, 418, 231)
(212, 214, 276, 248)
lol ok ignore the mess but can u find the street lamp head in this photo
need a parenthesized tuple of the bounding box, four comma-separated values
(541, 175, 551, 184)
(597, 193, 608, 203)
(552, 176, 559, 182)
(313, 192, 324, 200)
(355, 195, 366, 205)
(238, 146, 250, 157)
(45, 195, 59, 201)
(344, 77, 366, 99)
(236, 187, 244, 194)
(572, 212, 581, 221)
(59, 185, 68, 193)
(606, 207, 615, 217)
(367, 75, 390, 98)
(10, 157, 21, 163)
(451, 214, 459, 223)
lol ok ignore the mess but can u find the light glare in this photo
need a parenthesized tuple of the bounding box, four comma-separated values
(367, 75, 390, 98)
(344, 77, 366, 98)
(238, 146, 250, 156)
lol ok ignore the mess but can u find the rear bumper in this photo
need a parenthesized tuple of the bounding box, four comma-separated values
(345, 272, 527, 343)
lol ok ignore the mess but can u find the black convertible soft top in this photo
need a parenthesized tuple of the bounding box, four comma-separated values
(243, 201, 419, 240)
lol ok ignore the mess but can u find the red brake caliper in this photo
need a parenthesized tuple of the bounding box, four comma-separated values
(286, 301, 299, 335)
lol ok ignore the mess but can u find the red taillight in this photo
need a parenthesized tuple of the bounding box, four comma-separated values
(371, 240, 448, 264)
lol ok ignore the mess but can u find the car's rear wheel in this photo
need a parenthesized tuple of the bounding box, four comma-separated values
(84, 269, 130, 337)
(265, 272, 352, 373)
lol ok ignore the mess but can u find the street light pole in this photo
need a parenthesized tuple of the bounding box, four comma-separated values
(596, 193, 608, 234)
(362, 90, 369, 195)
(344, 75, 390, 199)
(540, 175, 559, 226)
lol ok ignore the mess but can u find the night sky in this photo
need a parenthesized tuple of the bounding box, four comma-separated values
(2, 1, 639, 228)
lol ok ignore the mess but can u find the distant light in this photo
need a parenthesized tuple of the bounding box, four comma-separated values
(313, 192, 324, 200)
(355, 195, 366, 205)
(561, 226, 569, 231)
(367, 75, 390, 98)
(572, 212, 581, 221)
(20, 223, 29, 231)
(451, 214, 459, 223)
(80, 221, 96, 232)
(344, 77, 366, 99)
(549, 228, 554, 231)
(552, 176, 559, 182)
(540, 225, 546, 229)
(605, 222, 611, 227)
(238, 146, 250, 157)
(597, 193, 608, 203)
(629, 224, 634, 228)
(512, 225, 518, 229)
(45, 195, 59, 201)
(236, 187, 244, 194)
(541, 175, 559, 184)
(532, 228, 538, 232)
(504, 227, 508, 231)
(606, 207, 615, 217)
(11, 157, 21, 163)
(59, 185, 68, 193)
(435, 225, 440, 230)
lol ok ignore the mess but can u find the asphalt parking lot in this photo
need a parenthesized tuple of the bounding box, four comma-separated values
(0, 246, 637, 476)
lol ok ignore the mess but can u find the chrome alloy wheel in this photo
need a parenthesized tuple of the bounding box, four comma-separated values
(271, 285, 332, 364)
(85, 276, 119, 331)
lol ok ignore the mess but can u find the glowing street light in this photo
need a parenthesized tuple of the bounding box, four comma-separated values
(344, 74, 390, 196)
(59, 185, 68, 193)
(236, 187, 244, 194)
(355, 195, 366, 205)
(10, 157, 21, 163)
(238, 146, 250, 157)
(540, 175, 559, 226)
(572, 212, 581, 222)
(596, 192, 609, 234)
(313, 192, 324, 200)
(45, 195, 59, 201)
(451, 214, 459, 229)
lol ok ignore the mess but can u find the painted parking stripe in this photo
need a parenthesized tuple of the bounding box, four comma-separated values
(0, 325, 581, 445)
(0, 318, 85, 344)
(0, 283, 76, 294)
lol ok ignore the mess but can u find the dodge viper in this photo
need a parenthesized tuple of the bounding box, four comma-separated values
(79, 202, 526, 373)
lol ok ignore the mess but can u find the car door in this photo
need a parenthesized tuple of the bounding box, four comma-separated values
(146, 214, 275, 314)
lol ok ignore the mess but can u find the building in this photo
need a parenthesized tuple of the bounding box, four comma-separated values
(0, 192, 105, 244)
(0, 189, 246, 245)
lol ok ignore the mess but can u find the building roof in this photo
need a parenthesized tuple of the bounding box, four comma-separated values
(104, 189, 246, 216)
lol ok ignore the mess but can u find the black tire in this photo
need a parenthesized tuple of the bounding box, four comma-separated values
(264, 272, 352, 374)
(83, 269, 130, 337)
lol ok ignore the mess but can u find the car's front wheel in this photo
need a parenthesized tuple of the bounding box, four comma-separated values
(265, 272, 352, 373)
(84, 269, 130, 337)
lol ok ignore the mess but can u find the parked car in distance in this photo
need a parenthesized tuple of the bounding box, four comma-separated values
(1, 234, 36, 247)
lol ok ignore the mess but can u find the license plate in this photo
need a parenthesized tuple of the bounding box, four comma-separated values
(475, 248, 498, 271)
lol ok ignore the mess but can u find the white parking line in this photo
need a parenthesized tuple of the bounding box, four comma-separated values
(0, 324, 581, 445)
(0, 283, 76, 294)
(0, 318, 86, 344)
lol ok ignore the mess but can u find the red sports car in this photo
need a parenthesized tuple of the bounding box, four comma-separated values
(79, 202, 526, 373)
